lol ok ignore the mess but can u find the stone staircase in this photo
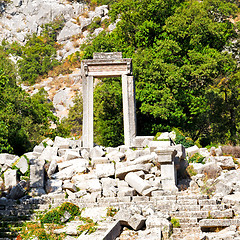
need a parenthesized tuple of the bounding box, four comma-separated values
(0, 193, 239, 239)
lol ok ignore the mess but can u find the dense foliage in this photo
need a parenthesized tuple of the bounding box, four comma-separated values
(0, 46, 58, 155)
(81, 0, 240, 147)
(8, 18, 65, 85)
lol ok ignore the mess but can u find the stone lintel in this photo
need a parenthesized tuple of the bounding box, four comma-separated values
(93, 52, 122, 59)
(81, 58, 132, 77)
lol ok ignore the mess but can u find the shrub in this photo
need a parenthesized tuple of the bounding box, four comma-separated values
(188, 153, 205, 164)
(174, 128, 195, 148)
(186, 165, 197, 177)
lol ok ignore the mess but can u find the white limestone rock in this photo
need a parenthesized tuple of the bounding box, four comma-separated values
(4, 169, 17, 189)
(62, 180, 77, 192)
(38, 146, 58, 161)
(75, 178, 101, 193)
(89, 146, 105, 158)
(186, 145, 200, 158)
(213, 156, 235, 170)
(15, 155, 29, 174)
(51, 165, 86, 180)
(57, 20, 82, 42)
(95, 163, 115, 178)
(45, 179, 62, 193)
(116, 163, 151, 180)
(58, 158, 88, 171)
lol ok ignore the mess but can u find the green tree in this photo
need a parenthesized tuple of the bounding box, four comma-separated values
(81, 0, 239, 146)
(94, 78, 124, 147)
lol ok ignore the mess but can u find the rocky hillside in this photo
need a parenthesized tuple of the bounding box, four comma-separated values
(0, 0, 117, 119)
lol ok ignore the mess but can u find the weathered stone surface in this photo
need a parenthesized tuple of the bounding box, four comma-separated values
(107, 150, 125, 162)
(186, 145, 199, 158)
(116, 163, 151, 180)
(30, 164, 44, 188)
(128, 154, 155, 165)
(51, 165, 86, 180)
(45, 179, 62, 193)
(15, 155, 29, 174)
(47, 158, 57, 176)
(89, 146, 105, 158)
(38, 146, 58, 161)
(146, 216, 172, 232)
(125, 172, 151, 195)
(117, 187, 136, 197)
(213, 156, 235, 170)
(33, 145, 45, 153)
(199, 219, 240, 227)
(95, 163, 115, 178)
(128, 214, 146, 230)
(57, 21, 82, 42)
(0, 153, 17, 165)
(62, 180, 77, 192)
(58, 158, 88, 171)
(149, 141, 171, 152)
(63, 150, 81, 161)
(75, 178, 102, 193)
(91, 157, 109, 166)
(214, 181, 233, 197)
(4, 169, 17, 189)
(9, 180, 27, 199)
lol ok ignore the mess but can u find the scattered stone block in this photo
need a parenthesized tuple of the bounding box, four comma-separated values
(128, 154, 155, 165)
(116, 163, 151, 180)
(125, 172, 151, 195)
(62, 180, 77, 192)
(186, 145, 199, 158)
(63, 150, 81, 161)
(51, 165, 86, 180)
(4, 169, 17, 189)
(75, 178, 102, 193)
(149, 141, 171, 152)
(38, 146, 58, 161)
(95, 163, 115, 178)
(91, 157, 109, 166)
(9, 180, 27, 199)
(214, 156, 235, 170)
(45, 179, 62, 193)
(33, 145, 45, 153)
(128, 214, 146, 230)
(89, 146, 105, 158)
(47, 158, 57, 176)
(14, 155, 29, 174)
(118, 187, 136, 197)
(107, 150, 125, 162)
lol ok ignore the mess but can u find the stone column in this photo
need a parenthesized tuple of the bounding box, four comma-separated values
(82, 75, 94, 148)
(122, 75, 137, 147)
(155, 148, 178, 191)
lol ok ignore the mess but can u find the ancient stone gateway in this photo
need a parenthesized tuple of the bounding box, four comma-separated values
(81, 52, 136, 148)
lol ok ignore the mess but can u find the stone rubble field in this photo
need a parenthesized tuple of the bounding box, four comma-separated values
(1, 133, 240, 239)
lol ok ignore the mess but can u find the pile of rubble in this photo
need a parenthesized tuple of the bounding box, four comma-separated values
(1, 133, 240, 239)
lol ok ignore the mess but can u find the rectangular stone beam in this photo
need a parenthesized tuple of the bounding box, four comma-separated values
(122, 75, 136, 147)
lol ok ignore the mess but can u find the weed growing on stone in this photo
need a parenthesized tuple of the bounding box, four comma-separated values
(186, 165, 197, 177)
(106, 207, 118, 217)
(171, 217, 180, 228)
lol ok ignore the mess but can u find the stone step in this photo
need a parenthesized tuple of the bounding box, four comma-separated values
(201, 204, 227, 211)
(176, 194, 209, 200)
(177, 204, 200, 211)
(178, 217, 198, 224)
(171, 210, 209, 219)
(199, 219, 240, 229)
